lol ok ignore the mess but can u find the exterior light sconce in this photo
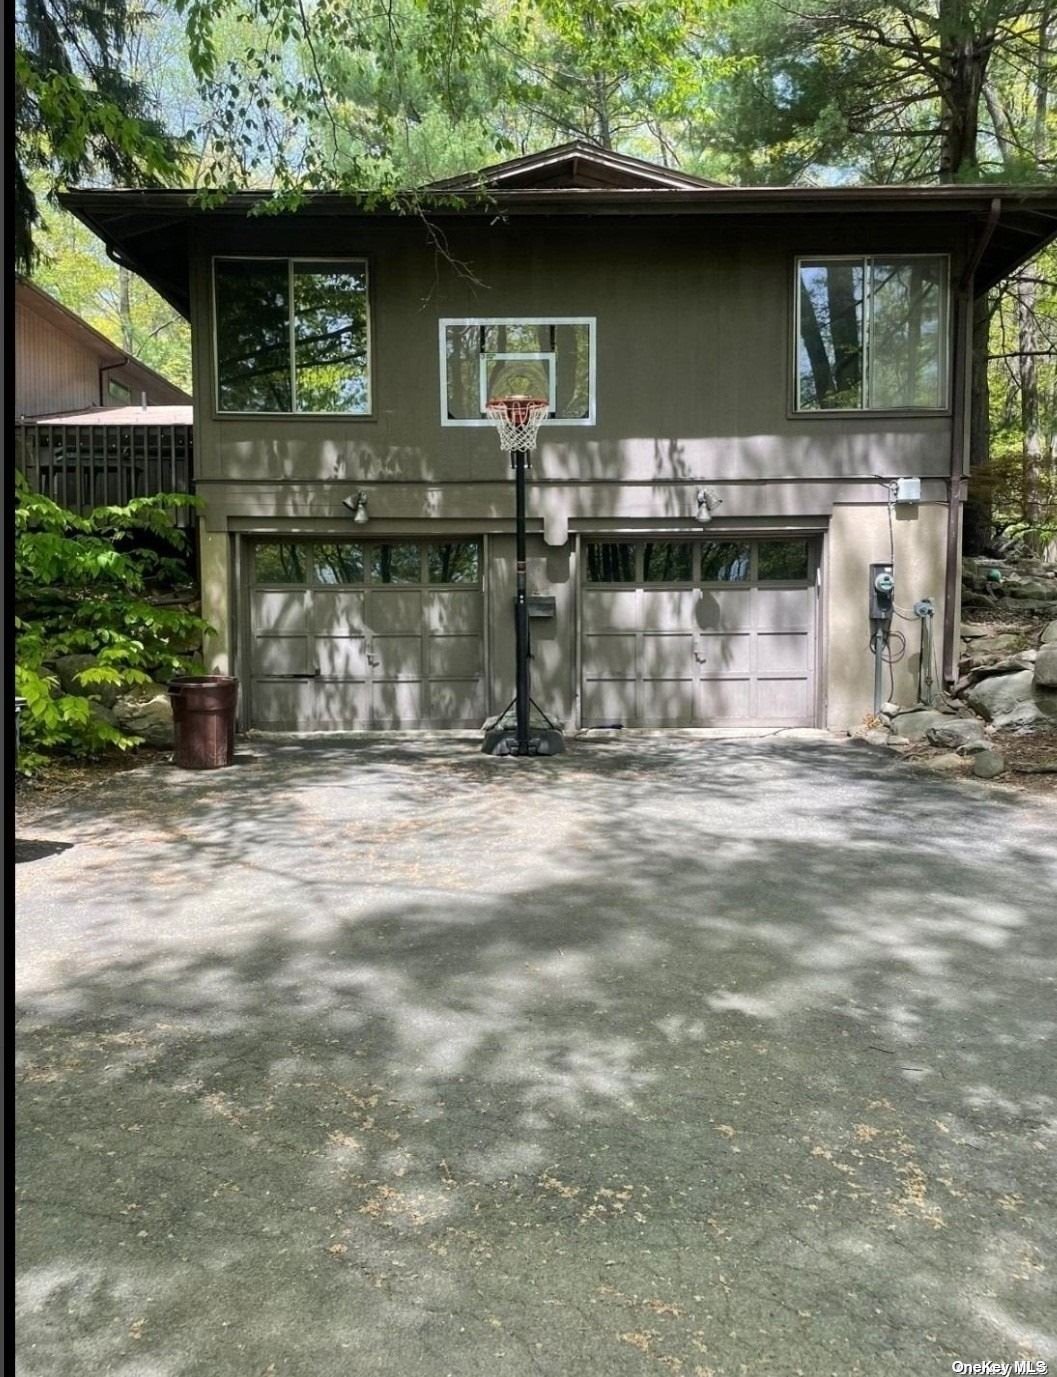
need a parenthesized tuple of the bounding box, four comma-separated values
(342, 491, 369, 524)
(695, 487, 722, 524)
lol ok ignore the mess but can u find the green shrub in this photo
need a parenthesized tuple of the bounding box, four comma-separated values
(14, 475, 211, 772)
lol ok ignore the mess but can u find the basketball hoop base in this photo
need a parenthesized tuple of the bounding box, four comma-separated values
(481, 698, 566, 757)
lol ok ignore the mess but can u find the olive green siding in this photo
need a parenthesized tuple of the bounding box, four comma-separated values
(189, 212, 968, 731)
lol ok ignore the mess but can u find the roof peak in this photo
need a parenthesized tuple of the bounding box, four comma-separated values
(426, 140, 726, 192)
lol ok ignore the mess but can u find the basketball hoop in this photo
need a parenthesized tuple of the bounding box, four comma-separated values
(485, 395, 550, 454)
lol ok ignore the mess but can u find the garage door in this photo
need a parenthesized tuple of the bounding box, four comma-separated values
(581, 538, 819, 727)
(248, 539, 485, 729)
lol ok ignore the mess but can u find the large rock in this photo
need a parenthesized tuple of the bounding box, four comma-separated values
(889, 708, 958, 741)
(926, 718, 985, 749)
(965, 670, 1035, 722)
(1034, 643, 1057, 689)
(112, 684, 174, 747)
(972, 750, 1005, 779)
(1040, 621, 1057, 645)
(1008, 580, 1055, 600)
(54, 653, 119, 707)
(960, 633, 1026, 666)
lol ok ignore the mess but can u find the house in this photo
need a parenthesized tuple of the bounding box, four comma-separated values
(15, 277, 191, 419)
(61, 142, 1057, 732)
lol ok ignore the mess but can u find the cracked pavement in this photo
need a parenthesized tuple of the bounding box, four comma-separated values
(14, 735, 1057, 1375)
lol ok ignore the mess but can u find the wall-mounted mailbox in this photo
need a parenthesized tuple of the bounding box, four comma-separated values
(527, 596, 556, 619)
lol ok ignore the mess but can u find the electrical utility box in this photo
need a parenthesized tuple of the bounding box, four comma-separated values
(869, 563, 895, 620)
(895, 477, 921, 504)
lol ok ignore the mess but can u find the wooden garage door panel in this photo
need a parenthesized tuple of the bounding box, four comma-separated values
(252, 590, 307, 634)
(582, 679, 636, 724)
(696, 678, 752, 723)
(639, 681, 694, 726)
(253, 680, 314, 729)
(312, 590, 365, 635)
(371, 680, 421, 723)
(583, 589, 639, 631)
(314, 681, 371, 727)
(316, 636, 368, 678)
(424, 589, 483, 633)
(757, 679, 810, 722)
(250, 539, 483, 730)
(698, 588, 754, 630)
(698, 633, 751, 674)
(757, 632, 809, 675)
(366, 590, 422, 633)
(428, 635, 482, 678)
(253, 636, 309, 677)
(641, 633, 693, 679)
(754, 587, 813, 630)
(371, 635, 422, 679)
(583, 632, 637, 679)
(581, 538, 818, 729)
(428, 680, 487, 723)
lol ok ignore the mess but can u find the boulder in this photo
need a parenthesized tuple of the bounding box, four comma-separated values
(960, 633, 1025, 665)
(849, 726, 891, 747)
(965, 670, 1035, 722)
(917, 752, 969, 773)
(1034, 643, 1057, 689)
(1040, 620, 1057, 645)
(972, 750, 1005, 779)
(926, 718, 985, 749)
(54, 653, 120, 707)
(993, 697, 1057, 732)
(112, 684, 174, 747)
(88, 700, 118, 730)
(956, 738, 991, 756)
(1008, 580, 1055, 600)
(889, 708, 958, 741)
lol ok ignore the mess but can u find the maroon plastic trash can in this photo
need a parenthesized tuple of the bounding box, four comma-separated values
(169, 675, 238, 770)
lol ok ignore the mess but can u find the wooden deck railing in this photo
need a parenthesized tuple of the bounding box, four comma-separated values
(15, 422, 194, 525)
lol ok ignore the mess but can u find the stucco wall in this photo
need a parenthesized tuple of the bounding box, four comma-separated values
(199, 526, 232, 675)
(825, 502, 948, 731)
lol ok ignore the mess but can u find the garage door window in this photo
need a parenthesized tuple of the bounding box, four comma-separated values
(643, 542, 693, 583)
(585, 542, 637, 583)
(312, 543, 365, 585)
(428, 542, 480, 584)
(255, 543, 305, 583)
(370, 544, 421, 584)
(758, 540, 810, 581)
(700, 542, 751, 583)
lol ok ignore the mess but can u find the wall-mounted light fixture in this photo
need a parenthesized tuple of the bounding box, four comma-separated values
(342, 491, 369, 524)
(695, 487, 722, 524)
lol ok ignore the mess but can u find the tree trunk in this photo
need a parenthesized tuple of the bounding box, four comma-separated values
(1018, 274, 1044, 548)
(118, 266, 134, 354)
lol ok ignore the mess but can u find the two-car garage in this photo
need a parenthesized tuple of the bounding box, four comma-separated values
(245, 534, 821, 731)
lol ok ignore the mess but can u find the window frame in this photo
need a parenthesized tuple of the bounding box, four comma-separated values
(212, 255, 374, 418)
(792, 253, 951, 416)
(438, 316, 597, 427)
(251, 538, 483, 590)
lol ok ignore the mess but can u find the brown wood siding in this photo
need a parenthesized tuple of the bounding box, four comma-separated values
(15, 301, 104, 418)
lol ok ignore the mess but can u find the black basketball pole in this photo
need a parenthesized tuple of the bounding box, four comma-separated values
(513, 447, 531, 755)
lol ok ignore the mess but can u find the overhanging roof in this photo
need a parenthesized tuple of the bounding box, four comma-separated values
(60, 178, 1057, 320)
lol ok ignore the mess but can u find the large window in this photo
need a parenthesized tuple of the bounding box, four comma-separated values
(796, 256, 948, 412)
(440, 318, 596, 426)
(214, 258, 370, 414)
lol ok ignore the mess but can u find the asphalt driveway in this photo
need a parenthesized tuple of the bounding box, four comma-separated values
(15, 735, 1057, 1376)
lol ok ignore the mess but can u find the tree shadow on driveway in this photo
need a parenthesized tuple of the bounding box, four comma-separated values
(15, 738, 1057, 1376)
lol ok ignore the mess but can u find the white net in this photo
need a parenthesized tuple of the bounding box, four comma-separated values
(484, 396, 550, 453)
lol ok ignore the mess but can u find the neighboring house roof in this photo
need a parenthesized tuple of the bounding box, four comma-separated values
(26, 404, 194, 425)
(424, 140, 727, 191)
(15, 277, 192, 404)
(58, 142, 1057, 318)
